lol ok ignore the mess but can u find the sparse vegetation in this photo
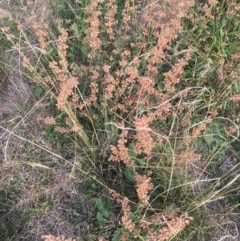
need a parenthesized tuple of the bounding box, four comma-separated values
(0, 0, 239, 240)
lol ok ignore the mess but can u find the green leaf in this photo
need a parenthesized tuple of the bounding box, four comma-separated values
(95, 198, 105, 212)
(34, 84, 44, 98)
(124, 167, 135, 182)
(203, 131, 214, 146)
(76, 222, 82, 228)
(112, 228, 122, 241)
(96, 212, 104, 227)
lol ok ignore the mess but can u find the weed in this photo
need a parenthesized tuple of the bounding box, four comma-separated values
(0, 0, 240, 240)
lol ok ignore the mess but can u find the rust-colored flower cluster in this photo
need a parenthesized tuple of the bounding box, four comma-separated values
(163, 54, 191, 93)
(109, 128, 133, 167)
(84, 0, 103, 54)
(43, 116, 56, 125)
(57, 28, 69, 71)
(176, 148, 201, 164)
(120, 197, 141, 238)
(134, 171, 154, 206)
(191, 117, 212, 139)
(139, 211, 194, 241)
(104, 0, 117, 40)
(146, 215, 194, 241)
(121, 197, 135, 232)
(133, 115, 155, 156)
(102, 65, 118, 107)
(41, 235, 75, 241)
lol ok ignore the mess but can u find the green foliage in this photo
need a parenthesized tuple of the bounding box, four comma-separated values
(0, 183, 24, 240)
(112, 228, 122, 241)
(0, 17, 17, 87)
(0, 17, 16, 52)
(57, 0, 90, 64)
(33, 83, 45, 98)
(95, 196, 114, 228)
